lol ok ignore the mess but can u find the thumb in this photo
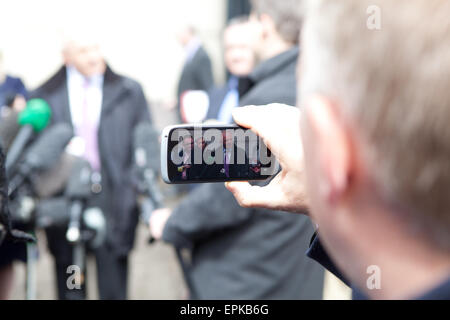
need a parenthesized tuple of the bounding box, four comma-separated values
(232, 106, 259, 129)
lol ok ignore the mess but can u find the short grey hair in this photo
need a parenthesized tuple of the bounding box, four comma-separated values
(250, 0, 304, 44)
(301, 0, 450, 250)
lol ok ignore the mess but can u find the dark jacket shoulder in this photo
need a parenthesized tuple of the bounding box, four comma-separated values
(240, 47, 299, 107)
(31, 67, 66, 97)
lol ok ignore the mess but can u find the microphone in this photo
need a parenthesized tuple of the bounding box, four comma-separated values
(65, 158, 92, 244)
(35, 197, 71, 229)
(82, 207, 106, 249)
(134, 122, 161, 173)
(8, 123, 73, 197)
(0, 109, 21, 152)
(33, 152, 77, 198)
(133, 123, 164, 223)
(0, 144, 35, 245)
(5, 99, 52, 176)
(64, 157, 106, 285)
(133, 123, 165, 244)
(8, 195, 36, 226)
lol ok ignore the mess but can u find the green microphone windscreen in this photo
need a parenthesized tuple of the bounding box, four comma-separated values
(18, 99, 52, 132)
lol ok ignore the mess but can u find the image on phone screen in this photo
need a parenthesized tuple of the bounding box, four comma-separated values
(161, 125, 279, 184)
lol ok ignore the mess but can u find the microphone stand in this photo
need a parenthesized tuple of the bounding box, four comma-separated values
(140, 167, 199, 300)
(66, 199, 86, 288)
(65, 161, 93, 300)
(25, 233, 38, 300)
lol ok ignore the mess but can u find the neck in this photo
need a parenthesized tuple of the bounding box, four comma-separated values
(337, 202, 450, 299)
(366, 236, 449, 299)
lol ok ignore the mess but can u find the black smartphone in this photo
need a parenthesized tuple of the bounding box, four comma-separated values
(161, 124, 279, 184)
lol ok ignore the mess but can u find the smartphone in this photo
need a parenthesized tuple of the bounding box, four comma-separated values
(161, 124, 279, 184)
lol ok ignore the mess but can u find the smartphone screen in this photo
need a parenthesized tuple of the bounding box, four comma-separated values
(162, 125, 279, 184)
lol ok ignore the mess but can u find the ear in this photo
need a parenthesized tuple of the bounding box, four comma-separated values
(259, 13, 277, 40)
(62, 50, 71, 66)
(303, 96, 354, 205)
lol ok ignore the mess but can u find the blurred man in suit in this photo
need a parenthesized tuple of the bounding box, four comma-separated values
(31, 31, 151, 300)
(150, 0, 324, 299)
(178, 135, 195, 181)
(206, 17, 256, 123)
(198, 131, 251, 180)
(176, 25, 214, 123)
(174, 27, 213, 194)
(172, 135, 203, 182)
(0, 50, 27, 114)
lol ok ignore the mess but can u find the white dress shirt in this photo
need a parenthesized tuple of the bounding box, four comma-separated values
(66, 66, 104, 135)
(184, 37, 202, 63)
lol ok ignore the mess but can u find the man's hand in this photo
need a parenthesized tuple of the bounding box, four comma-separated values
(11, 95, 27, 112)
(225, 104, 310, 214)
(149, 208, 172, 240)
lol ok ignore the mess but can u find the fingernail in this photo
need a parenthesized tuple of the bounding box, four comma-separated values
(232, 107, 250, 122)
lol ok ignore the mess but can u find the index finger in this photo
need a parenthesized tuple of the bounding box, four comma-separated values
(232, 104, 301, 159)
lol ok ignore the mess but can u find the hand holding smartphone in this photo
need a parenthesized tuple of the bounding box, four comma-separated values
(161, 124, 279, 184)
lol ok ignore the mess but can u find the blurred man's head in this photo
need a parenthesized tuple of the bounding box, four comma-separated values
(300, 0, 450, 298)
(249, 0, 304, 61)
(62, 31, 106, 78)
(224, 17, 256, 77)
(176, 25, 197, 47)
(196, 137, 206, 150)
(182, 135, 194, 153)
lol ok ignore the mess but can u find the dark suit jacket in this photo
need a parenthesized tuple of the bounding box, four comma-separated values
(177, 46, 214, 120)
(0, 145, 10, 244)
(173, 146, 248, 182)
(198, 145, 250, 180)
(0, 75, 28, 108)
(31, 66, 151, 257)
(163, 47, 325, 299)
(205, 85, 229, 121)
